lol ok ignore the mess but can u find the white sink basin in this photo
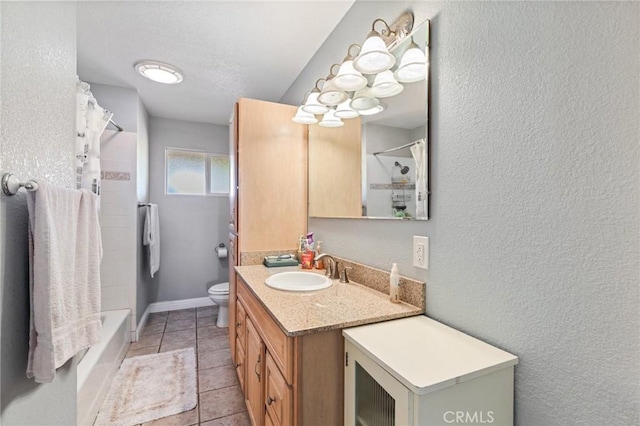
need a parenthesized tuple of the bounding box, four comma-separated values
(265, 271, 332, 292)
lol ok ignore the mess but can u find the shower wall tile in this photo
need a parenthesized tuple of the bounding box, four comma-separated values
(99, 130, 138, 331)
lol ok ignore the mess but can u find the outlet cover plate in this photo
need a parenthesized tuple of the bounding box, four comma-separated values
(413, 236, 429, 269)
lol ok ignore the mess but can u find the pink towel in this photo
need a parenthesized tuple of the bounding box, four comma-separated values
(26, 182, 102, 383)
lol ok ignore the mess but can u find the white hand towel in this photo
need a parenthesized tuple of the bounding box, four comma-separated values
(26, 182, 102, 383)
(143, 204, 160, 278)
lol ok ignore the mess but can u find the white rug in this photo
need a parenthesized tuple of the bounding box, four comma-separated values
(95, 348, 197, 426)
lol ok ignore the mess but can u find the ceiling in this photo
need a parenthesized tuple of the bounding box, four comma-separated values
(77, 1, 355, 126)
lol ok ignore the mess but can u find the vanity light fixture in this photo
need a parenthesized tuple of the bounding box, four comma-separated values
(318, 64, 349, 106)
(134, 60, 184, 84)
(293, 12, 425, 127)
(370, 70, 404, 98)
(333, 44, 368, 92)
(291, 106, 318, 124)
(301, 79, 330, 115)
(319, 109, 344, 128)
(394, 38, 428, 83)
(334, 99, 360, 119)
(358, 103, 385, 116)
(350, 87, 380, 111)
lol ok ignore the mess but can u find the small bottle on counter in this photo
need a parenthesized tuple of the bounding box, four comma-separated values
(389, 263, 400, 303)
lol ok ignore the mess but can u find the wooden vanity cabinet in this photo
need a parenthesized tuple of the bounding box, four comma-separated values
(236, 277, 343, 426)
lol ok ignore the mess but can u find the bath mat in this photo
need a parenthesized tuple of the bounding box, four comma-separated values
(95, 348, 197, 426)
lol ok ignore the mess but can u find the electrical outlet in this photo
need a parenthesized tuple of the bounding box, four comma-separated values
(413, 236, 429, 269)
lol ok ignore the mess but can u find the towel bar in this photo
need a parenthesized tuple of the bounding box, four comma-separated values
(1, 173, 39, 196)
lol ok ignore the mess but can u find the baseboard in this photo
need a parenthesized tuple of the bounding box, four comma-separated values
(148, 296, 214, 314)
(134, 304, 152, 342)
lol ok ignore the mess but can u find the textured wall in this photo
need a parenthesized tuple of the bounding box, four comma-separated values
(149, 118, 230, 302)
(283, 1, 639, 424)
(0, 2, 78, 424)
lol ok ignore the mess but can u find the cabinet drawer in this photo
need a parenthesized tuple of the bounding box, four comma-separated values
(235, 337, 245, 392)
(265, 352, 292, 426)
(237, 278, 293, 385)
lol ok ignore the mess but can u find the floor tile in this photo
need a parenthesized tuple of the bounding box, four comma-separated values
(147, 312, 168, 325)
(159, 339, 197, 353)
(198, 348, 233, 370)
(197, 306, 218, 317)
(125, 346, 159, 358)
(200, 412, 251, 426)
(140, 405, 199, 426)
(165, 317, 196, 332)
(199, 385, 245, 422)
(130, 333, 163, 350)
(197, 315, 218, 328)
(141, 322, 166, 336)
(198, 335, 230, 352)
(198, 365, 239, 392)
(168, 308, 196, 321)
(162, 328, 197, 345)
(198, 325, 228, 340)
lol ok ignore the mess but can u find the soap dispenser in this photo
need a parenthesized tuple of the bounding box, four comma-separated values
(390, 263, 400, 303)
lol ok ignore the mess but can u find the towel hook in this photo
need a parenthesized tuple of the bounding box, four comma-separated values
(1, 173, 39, 196)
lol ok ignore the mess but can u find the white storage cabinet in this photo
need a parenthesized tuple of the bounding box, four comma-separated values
(343, 316, 518, 426)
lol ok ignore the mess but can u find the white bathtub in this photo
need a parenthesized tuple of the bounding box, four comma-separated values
(77, 309, 131, 426)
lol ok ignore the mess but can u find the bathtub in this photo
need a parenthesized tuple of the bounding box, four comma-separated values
(77, 309, 131, 426)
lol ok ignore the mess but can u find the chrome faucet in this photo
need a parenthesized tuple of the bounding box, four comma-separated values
(314, 253, 340, 280)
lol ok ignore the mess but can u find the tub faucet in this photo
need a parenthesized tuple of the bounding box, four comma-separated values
(314, 253, 340, 280)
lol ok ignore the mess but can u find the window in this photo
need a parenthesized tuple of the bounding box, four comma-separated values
(166, 148, 229, 196)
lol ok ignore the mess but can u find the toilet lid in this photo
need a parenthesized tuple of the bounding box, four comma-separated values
(208, 282, 229, 294)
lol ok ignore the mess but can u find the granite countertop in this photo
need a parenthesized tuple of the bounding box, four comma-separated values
(235, 265, 424, 337)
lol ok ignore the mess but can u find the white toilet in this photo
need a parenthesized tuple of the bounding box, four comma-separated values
(207, 282, 229, 328)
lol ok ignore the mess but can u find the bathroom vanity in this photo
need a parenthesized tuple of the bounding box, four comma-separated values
(232, 265, 423, 426)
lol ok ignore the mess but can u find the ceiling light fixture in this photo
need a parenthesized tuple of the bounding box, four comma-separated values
(334, 99, 360, 119)
(333, 44, 368, 92)
(319, 109, 344, 128)
(370, 70, 404, 98)
(292, 106, 318, 124)
(394, 38, 429, 83)
(135, 60, 184, 84)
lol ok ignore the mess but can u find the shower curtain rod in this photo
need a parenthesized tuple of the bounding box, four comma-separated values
(373, 138, 425, 156)
(108, 119, 123, 132)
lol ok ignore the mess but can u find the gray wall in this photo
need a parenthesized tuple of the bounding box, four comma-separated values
(282, 1, 639, 425)
(0, 2, 78, 424)
(149, 117, 230, 302)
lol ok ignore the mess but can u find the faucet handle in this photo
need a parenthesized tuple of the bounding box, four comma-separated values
(339, 267, 353, 283)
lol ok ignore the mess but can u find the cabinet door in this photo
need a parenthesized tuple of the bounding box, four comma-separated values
(264, 352, 292, 426)
(245, 318, 265, 426)
(236, 300, 247, 349)
(235, 337, 246, 392)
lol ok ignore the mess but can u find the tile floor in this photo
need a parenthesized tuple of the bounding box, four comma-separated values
(122, 307, 251, 426)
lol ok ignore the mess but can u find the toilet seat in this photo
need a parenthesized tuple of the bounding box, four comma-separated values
(208, 282, 229, 295)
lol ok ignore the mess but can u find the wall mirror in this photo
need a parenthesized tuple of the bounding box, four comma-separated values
(308, 18, 430, 220)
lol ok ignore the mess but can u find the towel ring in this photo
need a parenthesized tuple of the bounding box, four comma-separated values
(1, 173, 39, 196)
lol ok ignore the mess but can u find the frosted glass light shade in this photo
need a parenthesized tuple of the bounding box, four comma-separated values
(370, 70, 404, 98)
(353, 33, 395, 74)
(334, 99, 360, 119)
(394, 45, 428, 83)
(358, 103, 385, 116)
(292, 106, 318, 124)
(301, 92, 330, 115)
(135, 61, 184, 84)
(318, 79, 348, 106)
(333, 60, 368, 92)
(319, 109, 344, 128)
(350, 88, 379, 111)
